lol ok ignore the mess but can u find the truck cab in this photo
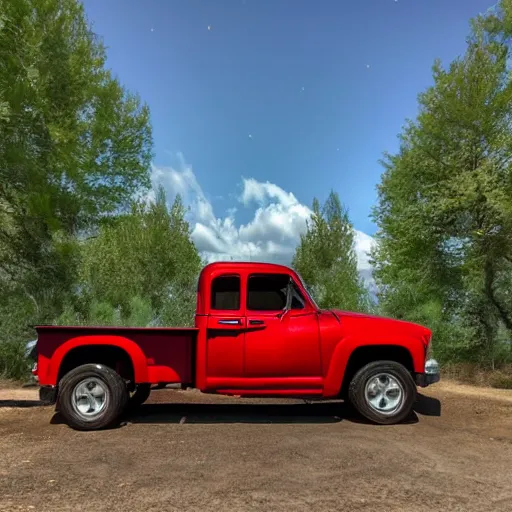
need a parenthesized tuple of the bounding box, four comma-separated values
(34, 261, 440, 430)
(195, 263, 325, 393)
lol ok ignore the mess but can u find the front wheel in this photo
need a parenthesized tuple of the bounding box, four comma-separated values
(58, 364, 129, 431)
(348, 361, 416, 425)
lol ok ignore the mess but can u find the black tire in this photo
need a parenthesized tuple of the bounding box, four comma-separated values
(58, 364, 129, 431)
(128, 384, 151, 409)
(348, 360, 416, 425)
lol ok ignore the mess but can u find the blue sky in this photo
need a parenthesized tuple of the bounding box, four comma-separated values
(82, 0, 494, 272)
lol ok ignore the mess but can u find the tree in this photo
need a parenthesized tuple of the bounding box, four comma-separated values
(0, 0, 152, 314)
(0, 0, 153, 377)
(77, 188, 202, 326)
(292, 191, 371, 312)
(371, 0, 512, 366)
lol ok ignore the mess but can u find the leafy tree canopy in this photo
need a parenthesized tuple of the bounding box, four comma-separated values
(371, 0, 512, 366)
(293, 191, 372, 312)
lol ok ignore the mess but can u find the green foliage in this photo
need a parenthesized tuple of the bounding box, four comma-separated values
(56, 296, 156, 328)
(77, 188, 201, 325)
(0, 286, 40, 381)
(293, 191, 373, 312)
(0, 0, 152, 311)
(0, 1, 203, 380)
(27, 187, 202, 340)
(125, 297, 154, 327)
(372, 0, 512, 367)
(0, 0, 156, 379)
(44, 188, 202, 333)
(0, 340, 30, 381)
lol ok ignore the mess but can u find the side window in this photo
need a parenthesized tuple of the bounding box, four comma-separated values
(211, 275, 240, 310)
(247, 274, 289, 311)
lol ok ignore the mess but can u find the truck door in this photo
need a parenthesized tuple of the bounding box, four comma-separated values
(243, 273, 322, 382)
(205, 273, 245, 386)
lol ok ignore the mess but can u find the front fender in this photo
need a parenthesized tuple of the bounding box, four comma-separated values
(42, 335, 150, 386)
(323, 336, 425, 398)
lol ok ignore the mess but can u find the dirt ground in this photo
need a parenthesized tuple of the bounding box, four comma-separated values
(0, 382, 511, 512)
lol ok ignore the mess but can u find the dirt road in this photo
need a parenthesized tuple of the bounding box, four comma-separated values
(1, 382, 511, 512)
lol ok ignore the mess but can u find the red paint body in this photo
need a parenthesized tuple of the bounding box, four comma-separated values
(35, 262, 432, 399)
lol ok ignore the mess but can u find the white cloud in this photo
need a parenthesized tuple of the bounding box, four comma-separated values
(150, 159, 376, 285)
(241, 178, 299, 208)
(353, 230, 375, 271)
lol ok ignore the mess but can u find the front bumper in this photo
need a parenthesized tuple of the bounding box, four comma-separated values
(415, 358, 440, 388)
(39, 386, 57, 405)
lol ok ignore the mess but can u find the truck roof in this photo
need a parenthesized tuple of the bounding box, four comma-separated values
(201, 261, 294, 274)
(196, 261, 307, 316)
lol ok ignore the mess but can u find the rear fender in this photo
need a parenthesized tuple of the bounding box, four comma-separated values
(323, 336, 424, 398)
(42, 335, 149, 386)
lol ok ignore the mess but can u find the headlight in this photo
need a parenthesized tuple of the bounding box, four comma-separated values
(425, 359, 440, 375)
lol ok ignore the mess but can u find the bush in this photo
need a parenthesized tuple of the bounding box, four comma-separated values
(489, 370, 512, 390)
(442, 362, 512, 389)
(0, 340, 31, 381)
(442, 363, 482, 385)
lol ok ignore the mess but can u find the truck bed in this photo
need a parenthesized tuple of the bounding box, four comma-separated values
(35, 325, 198, 387)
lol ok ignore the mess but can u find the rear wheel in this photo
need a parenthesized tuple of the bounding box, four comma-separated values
(58, 364, 128, 431)
(348, 360, 416, 425)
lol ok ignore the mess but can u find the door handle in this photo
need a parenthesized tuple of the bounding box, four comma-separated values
(218, 319, 242, 325)
(249, 319, 265, 326)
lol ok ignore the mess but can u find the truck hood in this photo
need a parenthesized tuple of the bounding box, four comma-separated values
(329, 309, 432, 343)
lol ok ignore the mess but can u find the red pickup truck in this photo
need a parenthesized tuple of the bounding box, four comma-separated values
(34, 261, 440, 430)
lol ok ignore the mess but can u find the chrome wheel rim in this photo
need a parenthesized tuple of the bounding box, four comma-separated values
(364, 373, 404, 415)
(72, 378, 109, 420)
